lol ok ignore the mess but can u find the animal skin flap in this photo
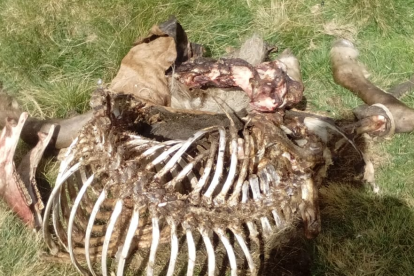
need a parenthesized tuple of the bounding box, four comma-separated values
(110, 24, 177, 106)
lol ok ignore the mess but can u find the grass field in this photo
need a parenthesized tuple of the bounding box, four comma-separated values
(1, 0, 414, 275)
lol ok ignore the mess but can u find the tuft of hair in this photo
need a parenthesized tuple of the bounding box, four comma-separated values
(330, 39, 372, 79)
(330, 39, 360, 71)
(0, 91, 22, 128)
(237, 33, 267, 66)
(277, 49, 302, 82)
(225, 33, 267, 66)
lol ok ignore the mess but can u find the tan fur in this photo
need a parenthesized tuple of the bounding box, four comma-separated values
(277, 49, 302, 82)
(225, 33, 267, 66)
(0, 92, 21, 128)
(110, 27, 177, 106)
(170, 81, 250, 113)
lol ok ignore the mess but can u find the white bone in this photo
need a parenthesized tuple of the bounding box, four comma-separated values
(216, 228, 237, 276)
(242, 181, 259, 242)
(272, 210, 284, 228)
(258, 168, 270, 195)
(167, 149, 210, 188)
(203, 127, 226, 199)
(128, 139, 176, 154)
(67, 174, 95, 275)
(146, 217, 160, 276)
(139, 144, 165, 159)
(241, 180, 250, 204)
(214, 130, 239, 204)
(155, 126, 219, 180)
(124, 134, 151, 148)
(229, 131, 250, 206)
(141, 140, 182, 160)
(56, 137, 78, 181)
(249, 176, 273, 237)
(52, 190, 68, 252)
(43, 161, 81, 254)
(199, 227, 216, 276)
(117, 205, 140, 276)
(128, 142, 157, 152)
(191, 138, 218, 195)
(260, 217, 273, 238)
(249, 175, 262, 200)
(166, 219, 179, 276)
(246, 220, 259, 243)
(79, 166, 88, 183)
(85, 190, 107, 276)
(146, 142, 183, 170)
(230, 227, 256, 275)
(57, 160, 81, 186)
(182, 222, 196, 276)
(126, 133, 145, 141)
(102, 199, 123, 276)
(176, 157, 198, 187)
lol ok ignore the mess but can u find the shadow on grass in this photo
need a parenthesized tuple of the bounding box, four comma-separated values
(263, 134, 414, 276)
(311, 185, 414, 276)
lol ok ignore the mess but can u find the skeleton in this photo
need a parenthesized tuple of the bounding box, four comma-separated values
(39, 35, 367, 275)
(42, 89, 331, 276)
(38, 25, 335, 275)
(1, 17, 413, 275)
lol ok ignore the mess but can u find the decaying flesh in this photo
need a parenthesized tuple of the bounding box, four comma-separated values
(168, 33, 272, 114)
(169, 34, 303, 114)
(173, 57, 303, 112)
(331, 39, 414, 134)
(0, 113, 54, 228)
(42, 90, 332, 276)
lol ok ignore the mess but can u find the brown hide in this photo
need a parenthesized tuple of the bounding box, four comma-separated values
(110, 25, 177, 106)
(331, 39, 414, 133)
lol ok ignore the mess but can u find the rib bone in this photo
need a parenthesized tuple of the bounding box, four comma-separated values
(42, 90, 331, 275)
(102, 199, 123, 276)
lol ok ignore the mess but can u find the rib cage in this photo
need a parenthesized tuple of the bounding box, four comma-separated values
(43, 90, 330, 276)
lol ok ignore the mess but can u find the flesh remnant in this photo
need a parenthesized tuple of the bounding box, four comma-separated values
(0, 113, 53, 228)
(174, 57, 304, 112)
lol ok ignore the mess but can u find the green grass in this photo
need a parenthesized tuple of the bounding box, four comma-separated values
(0, 202, 78, 276)
(1, 0, 414, 275)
